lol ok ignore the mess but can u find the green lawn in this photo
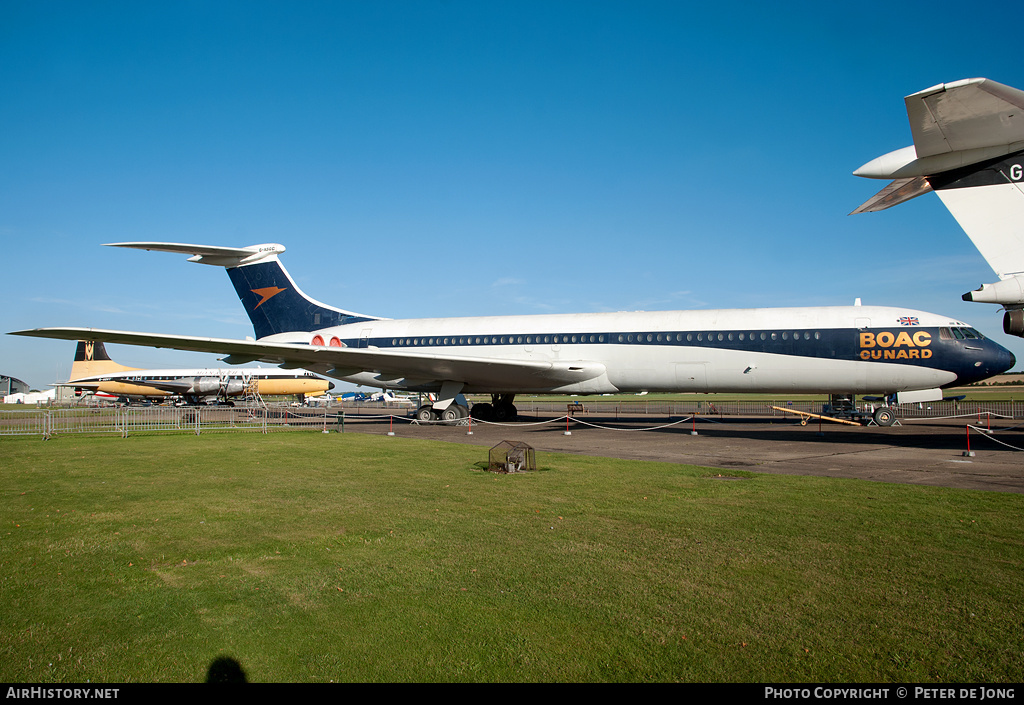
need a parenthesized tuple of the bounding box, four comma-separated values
(1, 433, 1021, 683)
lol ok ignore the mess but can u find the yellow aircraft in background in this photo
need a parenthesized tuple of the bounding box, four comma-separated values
(65, 340, 332, 404)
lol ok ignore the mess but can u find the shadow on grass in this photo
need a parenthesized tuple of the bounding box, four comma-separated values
(206, 656, 248, 683)
(470, 460, 556, 473)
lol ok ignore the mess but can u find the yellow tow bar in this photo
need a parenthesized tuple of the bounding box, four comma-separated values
(770, 406, 863, 426)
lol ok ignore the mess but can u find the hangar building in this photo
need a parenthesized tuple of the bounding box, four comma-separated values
(1, 375, 29, 397)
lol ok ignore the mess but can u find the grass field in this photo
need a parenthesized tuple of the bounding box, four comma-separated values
(1, 432, 1022, 683)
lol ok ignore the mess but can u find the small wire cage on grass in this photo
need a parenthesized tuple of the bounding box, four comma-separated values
(488, 440, 536, 473)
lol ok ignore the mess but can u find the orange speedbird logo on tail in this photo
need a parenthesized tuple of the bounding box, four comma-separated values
(251, 286, 286, 309)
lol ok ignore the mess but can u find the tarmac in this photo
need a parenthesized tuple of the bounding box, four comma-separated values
(335, 410, 1024, 494)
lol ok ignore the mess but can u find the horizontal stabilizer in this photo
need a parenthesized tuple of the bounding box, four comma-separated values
(907, 78, 1024, 158)
(104, 242, 285, 268)
(850, 176, 933, 214)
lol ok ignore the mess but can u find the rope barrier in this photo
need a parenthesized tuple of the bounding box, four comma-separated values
(571, 416, 696, 432)
(341, 412, 718, 433)
(464, 416, 569, 428)
(336, 411, 1024, 443)
(965, 425, 1024, 452)
(902, 412, 1016, 422)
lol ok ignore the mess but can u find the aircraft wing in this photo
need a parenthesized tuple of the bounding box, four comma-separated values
(905, 78, 1024, 157)
(56, 380, 101, 390)
(11, 327, 606, 390)
(114, 378, 203, 394)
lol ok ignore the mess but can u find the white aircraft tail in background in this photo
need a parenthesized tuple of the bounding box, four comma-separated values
(852, 77, 1024, 337)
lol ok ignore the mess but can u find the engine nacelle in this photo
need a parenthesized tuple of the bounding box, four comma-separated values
(962, 276, 1024, 305)
(190, 377, 223, 394)
(1003, 309, 1024, 338)
(188, 377, 245, 396)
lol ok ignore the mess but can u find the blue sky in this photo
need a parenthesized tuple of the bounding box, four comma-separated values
(3, 0, 1023, 390)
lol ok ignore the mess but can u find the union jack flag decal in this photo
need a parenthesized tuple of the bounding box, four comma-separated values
(897, 316, 920, 326)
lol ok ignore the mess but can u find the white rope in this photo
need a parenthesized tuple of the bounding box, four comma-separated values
(571, 416, 697, 432)
(471, 415, 573, 428)
(338, 412, 708, 432)
(339, 412, 1024, 442)
(345, 412, 718, 433)
(340, 413, 568, 428)
(902, 412, 1016, 422)
(966, 425, 1024, 452)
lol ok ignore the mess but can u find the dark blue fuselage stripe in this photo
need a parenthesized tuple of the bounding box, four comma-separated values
(328, 327, 956, 366)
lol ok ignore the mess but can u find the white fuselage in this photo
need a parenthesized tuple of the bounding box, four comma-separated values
(261, 305, 987, 395)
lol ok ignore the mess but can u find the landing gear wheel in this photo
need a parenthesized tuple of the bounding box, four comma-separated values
(492, 403, 517, 422)
(416, 405, 437, 422)
(440, 406, 462, 422)
(872, 407, 896, 427)
(470, 403, 493, 420)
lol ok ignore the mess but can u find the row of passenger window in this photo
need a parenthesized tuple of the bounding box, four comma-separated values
(389, 331, 825, 347)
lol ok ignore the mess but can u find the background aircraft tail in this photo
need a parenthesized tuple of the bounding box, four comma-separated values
(70, 341, 139, 381)
(853, 149, 1024, 280)
(105, 242, 382, 339)
(852, 78, 1024, 337)
(927, 151, 1024, 282)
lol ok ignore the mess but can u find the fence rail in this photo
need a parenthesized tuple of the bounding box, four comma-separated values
(0, 405, 339, 438)
(3, 400, 1022, 438)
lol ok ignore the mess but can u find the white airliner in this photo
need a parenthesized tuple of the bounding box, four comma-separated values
(852, 77, 1024, 338)
(65, 339, 333, 404)
(10, 242, 1015, 426)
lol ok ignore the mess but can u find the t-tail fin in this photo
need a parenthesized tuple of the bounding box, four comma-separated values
(224, 256, 380, 338)
(104, 242, 382, 339)
(927, 150, 1024, 281)
(70, 341, 139, 381)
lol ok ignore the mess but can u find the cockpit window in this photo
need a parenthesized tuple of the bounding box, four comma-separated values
(951, 328, 965, 340)
(961, 328, 978, 339)
(939, 327, 953, 340)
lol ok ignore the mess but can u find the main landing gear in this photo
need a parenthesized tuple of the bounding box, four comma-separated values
(471, 393, 520, 422)
(822, 394, 897, 427)
(469, 393, 518, 422)
(415, 403, 470, 423)
(417, 393, 519, 423)
(413, 381, 471, 424)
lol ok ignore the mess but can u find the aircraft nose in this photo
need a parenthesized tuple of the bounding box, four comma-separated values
(984, 341, 1016, 379)
(1003, 349, 1016, 374)
(954, 339, 1016, 386)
